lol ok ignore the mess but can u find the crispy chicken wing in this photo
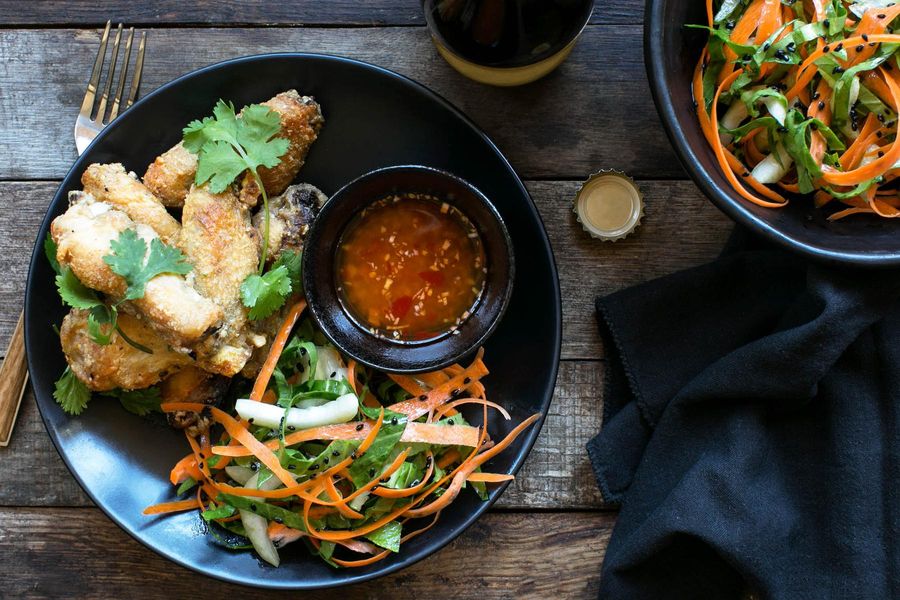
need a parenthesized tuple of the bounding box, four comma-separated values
(51, 192, 222, 345)
(252, 183, 327, 262)
(180, 185, 262, 376)
(61, 309, 192, 391)
(142, 91, 324, 208)
(82, 163, 181, 244)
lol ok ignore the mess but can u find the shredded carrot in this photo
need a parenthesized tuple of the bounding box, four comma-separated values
(142, 498, 199, 516)
(250, 300, 306, 402)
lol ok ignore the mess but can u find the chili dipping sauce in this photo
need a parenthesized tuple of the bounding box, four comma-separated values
(336, 193, 487, 342)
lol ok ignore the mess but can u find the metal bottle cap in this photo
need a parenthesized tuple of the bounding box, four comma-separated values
(574, 171, 644, 241)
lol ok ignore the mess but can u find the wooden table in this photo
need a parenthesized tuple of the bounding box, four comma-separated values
(0, 2, 733, 597)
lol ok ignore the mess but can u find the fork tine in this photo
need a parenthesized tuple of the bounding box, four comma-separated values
(108, 27, 134, 122)
(78, 20, 111, 117)
(95, 23, 122, 123)
(126, 32, 146, 110)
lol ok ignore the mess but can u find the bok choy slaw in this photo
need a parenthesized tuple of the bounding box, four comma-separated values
(693, 0, 900, 219)
(145, 301, 539, 568)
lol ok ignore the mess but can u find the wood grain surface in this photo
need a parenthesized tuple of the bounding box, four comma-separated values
(0, 312, 26, 446)
(0, 2, 733, 596)
(0, 508, 615, 599)
(0, 1, 640, 26)
(0, 26, 685, 180)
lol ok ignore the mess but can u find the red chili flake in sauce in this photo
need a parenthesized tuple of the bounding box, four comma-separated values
(336, 193, 486, 341)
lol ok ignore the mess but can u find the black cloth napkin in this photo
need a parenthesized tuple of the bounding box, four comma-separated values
(588, 229, 900, 600)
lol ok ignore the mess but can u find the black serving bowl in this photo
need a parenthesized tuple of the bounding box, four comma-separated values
(302, 165, 515, 373)
(645, 0, 900, 266)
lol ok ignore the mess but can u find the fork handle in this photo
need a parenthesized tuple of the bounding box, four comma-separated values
(0, 312, 28, 447)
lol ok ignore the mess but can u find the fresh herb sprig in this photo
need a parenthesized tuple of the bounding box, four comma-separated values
(239, 250, 302, 321)
(182, 99, 289, 273)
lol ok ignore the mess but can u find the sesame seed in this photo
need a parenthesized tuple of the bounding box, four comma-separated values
(356, 423, 364, 431)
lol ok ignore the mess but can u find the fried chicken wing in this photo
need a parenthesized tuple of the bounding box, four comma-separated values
(142, 91, 324, 208)
(180, 185, 262, 376)
(61, 309, 192, 391)
(252, 183, 327, 262)
(51, 192, 222, 345)
(82, 163, 181, 244)
(141, 142, 197, 207)
(239, 91, 325, 206)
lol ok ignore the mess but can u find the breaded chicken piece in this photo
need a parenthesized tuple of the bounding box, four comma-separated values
(142, 91, 324, 208)
(141, 142, 197, 207)
(82, 163, 181, 244)
(239, 91, 324, 206)
(61, 309, 192, 391)
(180, 185, 263, 376)
(252, 183, 327, 262)
(51, 192, 222, 346)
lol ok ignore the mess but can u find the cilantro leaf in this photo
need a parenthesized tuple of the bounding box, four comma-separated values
(271, 250, 302, 293)
(240, 265, 292, 320)
(101, 386, 162, 416)
(56, 268, 102, 309)
(103, 229, 192, 300)
(238, 104, 290, 170)
(53, 367, 91, 415)
(44, 233, 61, 276)
(195, 140, 251, 194)
(86, 305, 116, 345)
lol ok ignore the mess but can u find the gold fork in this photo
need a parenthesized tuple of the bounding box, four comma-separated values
(0, 21, 147, 447)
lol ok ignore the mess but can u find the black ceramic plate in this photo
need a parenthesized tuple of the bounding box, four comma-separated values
(24, 54, 561, 589)
(646, 0, 900, 266)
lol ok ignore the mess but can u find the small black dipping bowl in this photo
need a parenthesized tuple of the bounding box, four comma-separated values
(302, 165, 515, 373)
(646, 0, 900, 266)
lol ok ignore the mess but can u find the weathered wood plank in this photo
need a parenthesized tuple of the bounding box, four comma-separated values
(0, 1, 639, 26)
(0, 360, 605, 509)
(0, 25, 682, 180)
(0, 508, 613, 598)
(0, 179, 731, 363)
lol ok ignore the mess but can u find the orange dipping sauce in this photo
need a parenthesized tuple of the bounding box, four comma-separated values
(336, 193, 486, 342)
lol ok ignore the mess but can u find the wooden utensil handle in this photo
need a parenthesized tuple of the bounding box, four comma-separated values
(0, 311, 28, 447)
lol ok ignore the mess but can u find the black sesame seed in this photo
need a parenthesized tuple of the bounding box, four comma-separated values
(870, 42, 878, 47)
(411, 480, 420, 486)
(323, 457, 329, 465)
(879, 13, 887, 18)
(812, 91, 821, 100)
(330, 371, 337, 378)
(818, 101, 825, 110)
(274, 518, 284, 524)
(824, 19, 830, 28)
(369, 468, 376, 477)
(786, 42, 796, 52)
(857, 44, 865, 52)
(311, 464, 320, 470)
(463, 377, 472, 385)
(852, 122, 859, 131)
(288, 425, 296, 431)
(356, 423, 364, 431)
(288, 464, 296, 470)
(774, 50, 788, 61)
(879, 113, 887, 123)
(811, 123, 818, 131)
(425, 457, 433, 467)
(248, 418, 254, 424)
(447, 419, 454, 425)
(863, 34, 870, 41)
(251, 463, 260, 471)
(763, 42, 771, 51)
(741, 54, 751, 62)
(300, 347, 307, 356)
(250, 504, 257, 512)
(742, 172, 750, 177)
(332, 450, 340, 457)
(833, 66, 844, 74)
(451, 388, 460, 397)
(418, 394, 428, 401)
(351, 452, 358, 459)
(879, 151, 886, 158)
(878, 131, 884, 138)
(823, 45, 831, 52)
(726, 21, 736, 30)
(198, 462, 204, 469)
(391, 417, 399, 425)
(380, 477, 389, 483)
(778, 126, 788, 133)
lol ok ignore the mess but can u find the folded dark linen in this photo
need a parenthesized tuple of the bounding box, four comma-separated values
(588, 230, 900, 599)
